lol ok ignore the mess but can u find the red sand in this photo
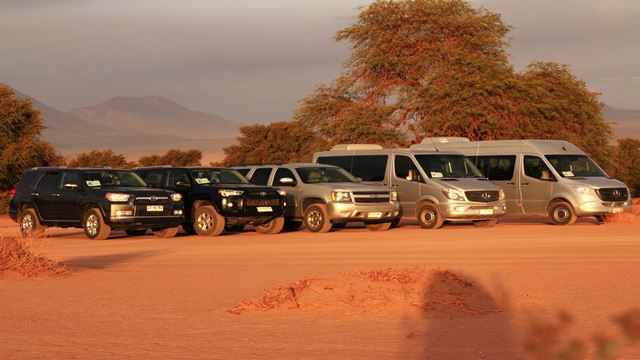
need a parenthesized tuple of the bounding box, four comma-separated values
(1, 213, 640, 358)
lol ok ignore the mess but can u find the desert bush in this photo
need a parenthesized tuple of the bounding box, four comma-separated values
(0, 235, 66, 278)
(66, 149, 133, 168)
(137, 149, 202, 167)
(0, 191, 10, 215)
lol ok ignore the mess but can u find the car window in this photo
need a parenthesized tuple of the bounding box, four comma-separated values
(351, 155, 388, 181)
(235, 168, 250, 177)
(141, 170, 165, 187)
(273, 168, 296, 186)
(394, 155, 421, 181)
(59, 171, 81, 189)
(250, 168, 272, 185)
(36, 173, 61, 192)
(470, 155, 516, 181)
(317, 156, 353, 173)
(523, 155, 554, 180)
(166, 169, 191, 187)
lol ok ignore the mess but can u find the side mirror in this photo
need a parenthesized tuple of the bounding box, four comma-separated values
(407, 169, 419, 182)
(174, 180, 190, 187)
(64, 183, 79, 190)
(279, 177, 297, 186)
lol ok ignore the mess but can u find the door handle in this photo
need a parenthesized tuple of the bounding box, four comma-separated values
(506, 182, 515, 186)
(31, 192, 39, 197)
(52, 193, 60, 197)
(521, 182, 530, 186)
(391, 184, 399, 187)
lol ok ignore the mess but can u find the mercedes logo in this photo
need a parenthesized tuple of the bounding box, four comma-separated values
(481, 192, 490, 201)
(613, 190, 620, 198)
(260, 192, 267, 197)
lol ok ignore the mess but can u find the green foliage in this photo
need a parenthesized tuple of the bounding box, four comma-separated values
(67, 149, 133, 168)
(138, 149, 202, 167)
(612, 138, 640, 196)
(222, 121, 327, 166)
(0, 84, 59, 191)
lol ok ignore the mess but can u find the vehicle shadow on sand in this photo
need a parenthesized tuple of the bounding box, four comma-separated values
(62, 250, 168, 269)
(402, 271, 523, 359)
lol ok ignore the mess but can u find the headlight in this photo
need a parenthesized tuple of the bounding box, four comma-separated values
(331, 191, 352, 202)
(499, 189, 505, 200)
(574, 186, 596, 195)
(442, 189, 465, 201)
(170, 193, 182, 202)
(105, 193, 131, 202)
(390, 191, 398, 201)
(218, 189, 244, 197)
(278, 190, 287, 196)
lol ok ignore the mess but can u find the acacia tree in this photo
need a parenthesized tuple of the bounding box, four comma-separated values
(0, 84, 58, 191)
(613, 138, 640, 196)
(138, 149, 202, 166)
(222, 121, 327, 166)
(67, 149, 132, 168)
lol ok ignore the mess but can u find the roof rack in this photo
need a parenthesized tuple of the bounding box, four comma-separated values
(330, 144, 383, 151)
(410, 137, 470, 150)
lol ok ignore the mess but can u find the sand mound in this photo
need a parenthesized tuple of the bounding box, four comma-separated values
(229, 268, 504, 317)
(605, 198, 640, 224)
(0, 236, 66, 279)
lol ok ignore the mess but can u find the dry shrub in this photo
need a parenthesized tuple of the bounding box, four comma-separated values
(229, 267, 504, 317)
(0, 235, 66, 278)
(605, 198, 640, 224)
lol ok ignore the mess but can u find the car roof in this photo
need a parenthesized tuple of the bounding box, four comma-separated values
(29, 167, 132, 171)
(135, 166, 230, 170)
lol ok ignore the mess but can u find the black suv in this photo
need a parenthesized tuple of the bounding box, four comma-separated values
(134, 166, 287, 236)
(9, 167, 185, 240)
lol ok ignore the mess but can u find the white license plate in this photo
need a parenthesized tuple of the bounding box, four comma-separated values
(147, 205, 164, 212)
(479, 209, 493, 215)
(612, 207, 623, 214)
(367, 212, 383, 219)
(257, 206, 272, 213)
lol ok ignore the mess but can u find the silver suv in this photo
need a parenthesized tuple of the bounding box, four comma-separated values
(237, 164, 400, 232)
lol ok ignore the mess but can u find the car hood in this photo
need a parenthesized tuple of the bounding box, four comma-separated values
(196, 184, 279, 193)
(92, 187, 175, 197)
(562, 177, 628, 189)
(309, 182, 393, 192)
(435, 178, 502, 192)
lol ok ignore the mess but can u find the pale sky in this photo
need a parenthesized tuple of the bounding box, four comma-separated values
(1, 0, 639, 124)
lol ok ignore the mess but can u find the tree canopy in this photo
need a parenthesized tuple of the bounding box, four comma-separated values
(137, 149, 202, 167)
(66, 149, 133, 168)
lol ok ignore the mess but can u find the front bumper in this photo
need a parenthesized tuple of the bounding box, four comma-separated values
(107, 203, 185, 229)
(575, 199, 632, 216)
(440, 200, 506, 220)
(216, 195, 287, 221)
(327, 201, 400, 223)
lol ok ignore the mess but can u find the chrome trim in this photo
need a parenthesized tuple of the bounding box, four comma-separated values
(135, 196, 169, 201)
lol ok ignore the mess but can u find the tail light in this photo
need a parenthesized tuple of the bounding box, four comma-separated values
(9, 188, 16, 199)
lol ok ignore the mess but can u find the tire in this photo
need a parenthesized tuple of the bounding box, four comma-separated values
(366, 222, 392, 231)
(304, 204, 332, 233)
(332, 223, 347, 229)
(595, 215, 607, 224)
(416, 202, 444, 229)
(225, 224, 245, 232)
(549, 201, 577, 226)
(182, 223, 197, 235)
(125, 229, 147, 236)
(153, 226, 179, 238)
(83, 208, 111, 240)
(18, 208, 44, 237)
(472, 219, 498, 228)
(390, 217, 401, 229)
(284, 220, 303, 231)
(255, 216, 285, 234)
(193, 205, 225, 236)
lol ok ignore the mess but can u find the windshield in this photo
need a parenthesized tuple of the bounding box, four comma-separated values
(414, 155, 484, 179)
(82, 170, 146, 188)
(190, 168, 249, 185)
(296, 167, 358, 184)
(545, 155, 606, 178)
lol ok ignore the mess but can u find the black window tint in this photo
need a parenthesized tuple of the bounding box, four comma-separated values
(235, 168, 250, 177)
(273, 168, 296, 186)
(351, 155, 388, 181)
(523, 155, 552, 180)
(394, 155, 419, 179)
(166, 169, 190, 187)
(17, 170, 42, 192)
(317, 156, 353, 172)
(37, 173, 61, 192)
(142, 170, 165, 187)
(60, 171, 81, 188)
(471, 155, 516, 181)
(250, 168, 272, 185)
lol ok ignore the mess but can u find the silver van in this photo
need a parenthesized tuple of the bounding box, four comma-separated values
(238, 164, 400, 232)
(423, 137, 632, 225)
(313, 145, 506, 229)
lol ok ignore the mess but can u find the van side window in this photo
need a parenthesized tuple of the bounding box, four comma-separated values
(250, 168, 272, 185)
(351, 155, 388, 181)
(523, 156, 554, 181)
(273, 168, 296, 186)
(317, 156, 353, 173)
(394, 155, 421, 181)
(471, 155, 516, 181)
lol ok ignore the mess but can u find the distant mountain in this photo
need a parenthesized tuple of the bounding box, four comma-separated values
(69, 96, 238, 138)
(13, 90, 238, 163)
(604, 105, 640, 139)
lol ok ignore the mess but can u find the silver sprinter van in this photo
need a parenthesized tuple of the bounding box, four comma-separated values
(424, 138, 632, 225)
(313, 145, 506, 229)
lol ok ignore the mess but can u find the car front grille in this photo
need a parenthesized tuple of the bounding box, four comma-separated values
(352, 191, 390, 204)
(246, 198, 281, 206)
(596, 187, 628, 202)
(465, 190, 500, 203)
(133, 196, 171, 205)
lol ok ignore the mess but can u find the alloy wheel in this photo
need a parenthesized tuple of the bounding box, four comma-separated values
(197, 213, 213, 231)
(86, 214, 99, 237)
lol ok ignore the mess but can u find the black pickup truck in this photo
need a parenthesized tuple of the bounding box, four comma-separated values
(9, 167, 185, 239)
(134, 166, 287, 236)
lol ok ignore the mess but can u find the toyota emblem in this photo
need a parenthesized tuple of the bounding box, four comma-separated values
(150, 196, 157, 201)
(481, 192, 490, 201)
(260, 191, 267, 197)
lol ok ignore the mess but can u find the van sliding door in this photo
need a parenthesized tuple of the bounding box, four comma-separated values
(472, 155, 522, 215)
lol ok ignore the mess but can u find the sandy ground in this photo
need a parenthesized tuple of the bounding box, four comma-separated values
(1, 214, 640, 359)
